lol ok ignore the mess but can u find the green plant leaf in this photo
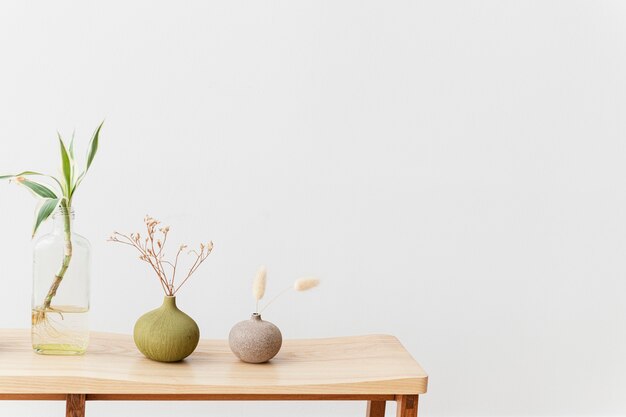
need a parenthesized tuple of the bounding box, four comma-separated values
(0, 171, 46, 180)
(0, 171, 64, 194)
(19, 178, 58, 199)
(69, 130, 75, 159)
(85, 121, 103, 173)
(71, 121, 104, 199)
(69, 130, 76, 186)
(58, 134, 72, 197)
(71, 171, 85, 199)
(32, 198, 59, 237)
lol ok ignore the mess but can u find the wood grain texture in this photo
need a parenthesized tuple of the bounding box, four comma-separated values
(396, 395, 419, 417)
(0, 330, 428, 396)
(65, 394, 85, 417)
(367, 400, 387, 417)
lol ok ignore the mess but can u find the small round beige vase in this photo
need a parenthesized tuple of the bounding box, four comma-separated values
(229, 313, 282, 363)
(133, 296, 200, 362)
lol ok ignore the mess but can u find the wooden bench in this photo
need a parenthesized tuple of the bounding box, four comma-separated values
(0, 330, 428, 417)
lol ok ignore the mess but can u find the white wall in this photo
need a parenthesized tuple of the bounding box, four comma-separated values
(0, 1, 625, 416)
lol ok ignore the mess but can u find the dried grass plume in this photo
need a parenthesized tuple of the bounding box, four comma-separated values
(294, 278, 320, 291)
(253, 265, 267, 313)
(255, 268, 320, 314)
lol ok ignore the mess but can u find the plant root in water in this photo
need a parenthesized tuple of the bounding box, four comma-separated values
(31, 305, 89, 354)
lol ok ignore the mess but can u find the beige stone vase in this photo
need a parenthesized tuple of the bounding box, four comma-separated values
(228, 313, 282, 363)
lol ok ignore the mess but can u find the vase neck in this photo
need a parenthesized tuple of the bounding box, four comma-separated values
(163, 296, 177, 308)
(52, 205, 75, 235)
(251, 313, 262, 321)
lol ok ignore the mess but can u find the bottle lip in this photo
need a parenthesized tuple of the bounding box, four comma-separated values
(52, 205, 75, 219)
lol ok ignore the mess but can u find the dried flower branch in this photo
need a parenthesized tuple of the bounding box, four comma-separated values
(252, 267, 320, 314)
(109, 215, 213, 296)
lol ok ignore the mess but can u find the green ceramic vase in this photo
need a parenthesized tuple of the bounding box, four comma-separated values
(133, 296, 200, 362)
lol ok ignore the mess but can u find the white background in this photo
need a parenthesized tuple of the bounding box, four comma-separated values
(0, 1, 624, 416)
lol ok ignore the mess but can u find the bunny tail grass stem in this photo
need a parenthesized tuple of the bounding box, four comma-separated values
(259, 285, 293, 314)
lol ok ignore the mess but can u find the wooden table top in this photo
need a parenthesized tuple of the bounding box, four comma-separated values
(0, 330, 428, 397)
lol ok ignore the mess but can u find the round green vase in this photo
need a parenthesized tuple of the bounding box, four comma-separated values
(133, 296, 200, 362)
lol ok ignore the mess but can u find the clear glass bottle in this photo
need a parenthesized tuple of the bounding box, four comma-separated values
(31, 206, 90, 355)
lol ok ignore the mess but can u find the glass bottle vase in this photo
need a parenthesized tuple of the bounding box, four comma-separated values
(31, 206, 90, 355)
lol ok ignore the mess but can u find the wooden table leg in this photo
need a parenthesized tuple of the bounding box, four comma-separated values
(396, 395, 419, 417)
(367, 400, 386, 417)
(66, 394, 86, 417)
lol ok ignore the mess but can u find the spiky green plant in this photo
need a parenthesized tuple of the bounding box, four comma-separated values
(0, 122, 103, 323)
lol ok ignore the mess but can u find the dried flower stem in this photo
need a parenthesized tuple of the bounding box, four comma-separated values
(109, 216, 212, 296)
(259, 285, 293, 314)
